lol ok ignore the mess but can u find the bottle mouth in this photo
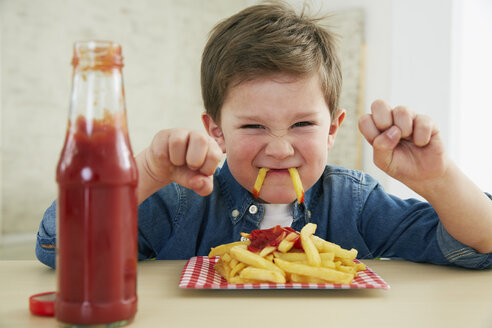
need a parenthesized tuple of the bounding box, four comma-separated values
(72, 40, 123, 68)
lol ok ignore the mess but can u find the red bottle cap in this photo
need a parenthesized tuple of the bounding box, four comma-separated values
(29, 291, 55, 317)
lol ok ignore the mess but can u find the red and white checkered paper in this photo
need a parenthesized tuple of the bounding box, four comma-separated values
(179, 256, 390, 290)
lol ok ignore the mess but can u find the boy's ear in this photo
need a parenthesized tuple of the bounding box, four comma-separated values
(202, 113, 226, 153)
(327, 109, 346, 149)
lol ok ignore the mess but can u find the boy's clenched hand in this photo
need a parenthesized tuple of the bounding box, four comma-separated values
(136, 129, 223, 204)
(358, 99, 448, 193)
(359, 99, 492, 253)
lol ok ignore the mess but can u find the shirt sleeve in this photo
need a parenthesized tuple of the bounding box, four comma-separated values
(358, 182, 448, 265)
(35, 201, 57, 268)
(360, 182, 492, 269)
(436, 192, 492, 269)
(436, 222, 492, 269)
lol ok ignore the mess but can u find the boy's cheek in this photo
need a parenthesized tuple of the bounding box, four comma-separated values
(227, 139, 261, 160)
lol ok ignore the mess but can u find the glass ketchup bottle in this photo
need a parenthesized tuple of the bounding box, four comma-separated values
(56, 41, 138, 327)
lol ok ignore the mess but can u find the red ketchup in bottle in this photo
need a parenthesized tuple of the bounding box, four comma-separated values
(55, 41, 138, 327)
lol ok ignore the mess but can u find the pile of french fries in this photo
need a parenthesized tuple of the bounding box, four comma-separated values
(208, 223, 366, 284)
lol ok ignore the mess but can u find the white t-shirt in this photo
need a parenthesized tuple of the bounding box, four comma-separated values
(259, 203, 294, 230)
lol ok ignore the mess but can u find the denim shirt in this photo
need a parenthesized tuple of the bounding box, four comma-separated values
(36, 162, 492, 269)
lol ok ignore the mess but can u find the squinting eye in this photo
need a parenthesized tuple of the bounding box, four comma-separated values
(241, 124, 265, 129)
(292, 121, 314, 128)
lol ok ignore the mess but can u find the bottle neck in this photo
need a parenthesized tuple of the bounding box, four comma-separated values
(69, 66, 127, 134)
(57, 41, 137, 185)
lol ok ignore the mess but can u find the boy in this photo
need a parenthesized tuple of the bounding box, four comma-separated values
(36, 2, 492, 269)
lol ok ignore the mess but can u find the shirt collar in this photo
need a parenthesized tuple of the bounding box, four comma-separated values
(216, 161, 256, 225)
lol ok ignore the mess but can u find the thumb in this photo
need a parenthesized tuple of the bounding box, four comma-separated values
(372, 126, 401, 171)
(188, 174, 214, 196)
(171, 167, 214, 196)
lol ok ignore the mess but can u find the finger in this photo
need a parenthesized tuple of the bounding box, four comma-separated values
(372, 126, 401, 171)
(148, 130, 171, 165)
(358, 113, 381, 145)
(185, 131, 209, 170)
(199, 137, 223, 176)
(392, 106, 415, 138)
(371, 99, 393, 131)
(172, 167, 214, 196)
(413, 115, 437, 147)
(168, 129, 189, 166)
(189, 175, 214, 196)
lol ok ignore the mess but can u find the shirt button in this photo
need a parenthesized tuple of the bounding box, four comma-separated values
(307, 210, 312, 218)
(232, 209, 240, 218)
(248, 205, 258, 214)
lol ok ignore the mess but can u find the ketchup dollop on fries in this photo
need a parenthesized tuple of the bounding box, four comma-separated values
(245, 225, 302, 253)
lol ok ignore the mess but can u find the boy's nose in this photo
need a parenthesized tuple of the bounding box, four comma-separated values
(264, 135, 294, 159)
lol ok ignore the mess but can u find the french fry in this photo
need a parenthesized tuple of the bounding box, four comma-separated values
(285, 231, 299, 242)
(274, 252, 334, 263)
(221, 252, 232, 263)
(274, 258, 354, 284)
(229, 276, 256, 284)
(321, 259, 336, 269)
(277, 239, 294, 253)
(288, 167, 304, 203)
(273, 251, 308, 262)
(311, 235, 358, 260)
(290, 273, 331, 284)
(208, 240, 250, 258)
(355, 262, 367, 271)
(229, 258, 238, 268)
(230, 245, 285, 275)
(335, 261, 356, 274)
(239, 267, 286, 284)
(258, 246, 276, 257)
(253, 168, 269, 198)
(320, 252, 335, 262)
(240, 232, 251, 239)
(214, 259, 227, 278)
(215, 258, 233, 279)
(277, 231, 299, 253)
(230, 262, 247, 278)
(337, 257, 357, 267)
(300, 223, 321, 267)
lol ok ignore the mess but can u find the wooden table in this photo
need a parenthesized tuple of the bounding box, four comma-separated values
(0, 260, 491, 327)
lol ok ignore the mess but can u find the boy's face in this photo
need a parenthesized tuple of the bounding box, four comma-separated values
(203, 72, 344, 204)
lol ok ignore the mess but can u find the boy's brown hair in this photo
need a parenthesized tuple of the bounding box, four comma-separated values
(201, 1, 342, 123)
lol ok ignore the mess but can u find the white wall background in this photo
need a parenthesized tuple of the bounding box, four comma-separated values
(453, 0, 492, 192)
(315, 0, 492, 199)
(0, 0, 255, 243)
(1, 0, 491, 246)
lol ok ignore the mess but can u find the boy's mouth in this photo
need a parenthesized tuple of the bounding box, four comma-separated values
(252, 167, 304, 203)
(266, 168, 289, 174)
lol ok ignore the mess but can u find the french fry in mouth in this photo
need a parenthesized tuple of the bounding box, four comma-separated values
(252, 168, 269, 198)
(288, 168, 304, 204)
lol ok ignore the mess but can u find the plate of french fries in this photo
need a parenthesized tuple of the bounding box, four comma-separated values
(179, 223, 389, 290)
